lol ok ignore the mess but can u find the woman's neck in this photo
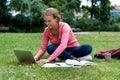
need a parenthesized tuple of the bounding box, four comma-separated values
(50, 23, 59, 30)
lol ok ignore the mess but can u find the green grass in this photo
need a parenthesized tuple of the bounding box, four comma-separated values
(0, 32, 120, 80)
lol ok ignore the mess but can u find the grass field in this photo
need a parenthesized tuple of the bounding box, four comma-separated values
(0, 32, 120, 80)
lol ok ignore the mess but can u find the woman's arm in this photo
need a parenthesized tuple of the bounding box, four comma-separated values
(34, 28, 49, 60)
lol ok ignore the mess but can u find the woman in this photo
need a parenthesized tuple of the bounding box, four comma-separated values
(34, 7, 92, 63)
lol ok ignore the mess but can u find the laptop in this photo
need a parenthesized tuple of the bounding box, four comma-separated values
(14, 49, 36, 64)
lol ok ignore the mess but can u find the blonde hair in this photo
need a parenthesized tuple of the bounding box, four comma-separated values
(42, 8, 61, 22)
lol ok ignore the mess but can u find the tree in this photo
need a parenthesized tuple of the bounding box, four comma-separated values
(65, 0, 81, 27)
(86, 0, 111, 24)
(100, 0, 111, 24)
(43, 0, 81, 28)
(85, 0, 111, 31)
(9, 0, 47, 32)
(85, 0, 100, 19)
(0, 0, 12, 26)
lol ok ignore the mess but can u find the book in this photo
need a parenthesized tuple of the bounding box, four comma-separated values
(65, 59, 97, 66)
(42, 59, 97, 68)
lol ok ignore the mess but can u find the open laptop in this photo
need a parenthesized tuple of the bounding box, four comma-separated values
(14, 49, 36, 64)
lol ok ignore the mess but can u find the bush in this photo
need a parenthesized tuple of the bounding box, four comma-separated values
(76, 16, 99, 31)
(76, 16, 120, 31)
(9, 14, 45, 33)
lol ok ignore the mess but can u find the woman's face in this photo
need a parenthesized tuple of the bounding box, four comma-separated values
(43, 15, 58, 29)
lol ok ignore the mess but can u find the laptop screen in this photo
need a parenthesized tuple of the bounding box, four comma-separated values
(14, 49, 36, 64)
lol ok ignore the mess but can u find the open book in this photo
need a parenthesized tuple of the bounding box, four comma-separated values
(42, 59, 97, 68)
(65, 59, 97, 66)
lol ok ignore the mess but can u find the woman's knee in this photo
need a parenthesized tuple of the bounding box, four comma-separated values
(47, 44, 57, 54)
(82, 44, 92, 54)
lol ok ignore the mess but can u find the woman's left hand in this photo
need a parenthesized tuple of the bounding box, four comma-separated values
(37, 59, 49, 64)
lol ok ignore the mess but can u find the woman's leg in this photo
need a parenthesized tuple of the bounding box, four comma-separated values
(71, 44, 92, 58)
(47, 44, 73, 59)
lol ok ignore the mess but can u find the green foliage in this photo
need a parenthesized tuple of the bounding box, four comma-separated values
(7, 0, 48, 32)
(0, 0, 12, 26)
(49, 0, 67, 12)
(100, 0, 111, 24)
(76, 12, 120, 31)
(76, 16, 99, 31)
(63, 0, 81, 27)
(9, 0, 47, 15)
(9, 14, 45, 32)
(0, 0, 7, 10)
(0, 32, 120, 80)
(10, 14, 30, 32)
(66, 0, 80, 11)
(111, 17, 120, 23)
(79, 0, 119, 31)
(0, 0, 119, 32)
(86, 0, 111, 25)
(42, 0, 81, 28)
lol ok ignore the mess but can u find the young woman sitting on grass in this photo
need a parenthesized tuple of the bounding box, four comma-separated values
(34, 7, 92, 63)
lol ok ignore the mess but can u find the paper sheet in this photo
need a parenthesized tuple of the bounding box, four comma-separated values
(42, 59, 97, 68)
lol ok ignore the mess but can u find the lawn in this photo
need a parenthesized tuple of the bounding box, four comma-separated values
(0, 32, 120, 80)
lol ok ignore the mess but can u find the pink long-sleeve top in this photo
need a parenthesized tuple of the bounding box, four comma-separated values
(35, 22, 80, 62)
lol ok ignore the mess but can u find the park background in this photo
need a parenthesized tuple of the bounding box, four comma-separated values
(0, 0, 120, 33)
(0, 0, 120, 80)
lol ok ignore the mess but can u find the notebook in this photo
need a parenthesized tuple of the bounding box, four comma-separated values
(14, 49, 36, 64)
